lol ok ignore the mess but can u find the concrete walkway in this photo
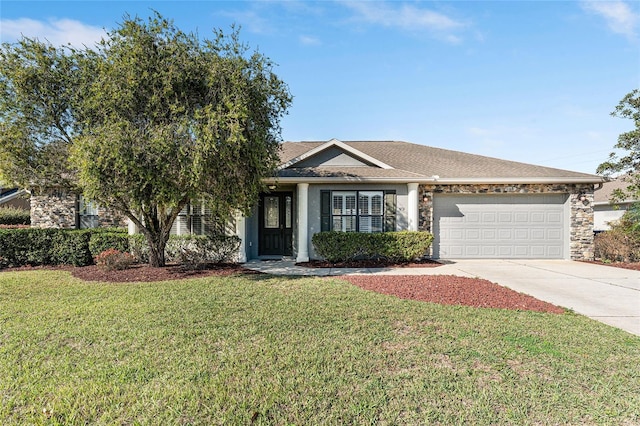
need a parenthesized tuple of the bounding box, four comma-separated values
(244, 259, 640, 336)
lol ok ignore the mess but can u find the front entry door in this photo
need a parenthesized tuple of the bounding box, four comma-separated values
(259, 192, 293, 256)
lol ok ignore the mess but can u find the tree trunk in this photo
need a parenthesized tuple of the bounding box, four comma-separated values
(146, 232, 168, 267)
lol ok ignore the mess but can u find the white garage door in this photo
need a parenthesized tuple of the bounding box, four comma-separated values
(433, 194, 568, 259)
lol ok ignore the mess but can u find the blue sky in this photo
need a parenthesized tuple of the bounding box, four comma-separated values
(1, 1, 639, 174)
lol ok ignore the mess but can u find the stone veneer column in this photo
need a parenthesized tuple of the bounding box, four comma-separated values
(407, 183, 419, 231)
(30, 190, 77, 228)
(569, 188, 595, 260)
(296, 183, 309, 262)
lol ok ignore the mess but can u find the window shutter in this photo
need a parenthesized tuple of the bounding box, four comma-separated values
(321, 190, 331, 232)
(384, 191, 396, 232)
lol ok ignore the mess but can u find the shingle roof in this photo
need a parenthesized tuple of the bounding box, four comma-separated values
(594, 175, 637, 204)
(278, 140, 602, 183)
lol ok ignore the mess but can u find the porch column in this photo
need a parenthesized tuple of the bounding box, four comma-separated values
(236, 213, 247, 263)
(127, 218, 138, 235)
(296, 183, 310, 262)
(407, 182, 419, 231)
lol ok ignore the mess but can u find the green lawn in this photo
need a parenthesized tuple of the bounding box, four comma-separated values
(1, 271, 639, 425)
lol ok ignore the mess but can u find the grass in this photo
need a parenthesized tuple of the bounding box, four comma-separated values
(1, 270, 639, 425)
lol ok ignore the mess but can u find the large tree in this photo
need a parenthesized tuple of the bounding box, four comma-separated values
(0, 40, 79, 190)
(0, 13, 291, 266)
(597, 89, 640, 202)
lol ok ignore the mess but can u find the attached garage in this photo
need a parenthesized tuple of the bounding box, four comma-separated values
(432, 194, 569, 259)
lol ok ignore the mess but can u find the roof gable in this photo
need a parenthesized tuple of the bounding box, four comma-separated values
(279, 139, 393, 170)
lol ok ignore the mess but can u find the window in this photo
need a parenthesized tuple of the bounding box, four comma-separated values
(321, 190, 396, 233)
(78, 195, 99, 229)
(171, 201, 217, 235)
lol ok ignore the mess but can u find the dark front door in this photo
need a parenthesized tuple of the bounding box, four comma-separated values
(259, 192, 293, 256)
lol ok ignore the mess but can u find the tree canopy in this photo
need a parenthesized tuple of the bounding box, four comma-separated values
(597, 89, 640, 202)
(0, 13, 292, 266)
(0, 40, 80, 190)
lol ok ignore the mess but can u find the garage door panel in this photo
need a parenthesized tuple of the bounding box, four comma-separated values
(530, 212, 546, 222)
(547, 229, 562, 240)
(530, 229, 546, 240)
(482, 229, 497, 240)
(433, 194, 567, 259)
(514, 212, 529, 222)
(498, 229, 513, 239)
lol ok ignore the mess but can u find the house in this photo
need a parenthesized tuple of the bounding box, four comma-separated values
(30, 139, 604, 262)
(593, 175, 637, 232)
(239, 140, 603, 262)
(0, 187, 30, 210)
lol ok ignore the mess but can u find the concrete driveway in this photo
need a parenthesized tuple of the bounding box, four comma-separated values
(435, 260, 640, 336)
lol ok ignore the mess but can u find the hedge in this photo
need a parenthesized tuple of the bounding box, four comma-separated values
(0, 227, 242, 268)
(89, 231, 130, 257)
(312, 231, 434, 263)
(0, 228, 128, 268)
(0, 228, 93, 267)
(0, 207, 30, 225)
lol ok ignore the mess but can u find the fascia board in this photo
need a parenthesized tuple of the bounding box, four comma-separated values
(265, 176, 605, 185)
(0, 189, 28, 204)
(593, 200, 637, 207)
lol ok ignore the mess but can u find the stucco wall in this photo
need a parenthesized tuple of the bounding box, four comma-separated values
(305, 183, 409, 259)
(418, 183, 595, 260)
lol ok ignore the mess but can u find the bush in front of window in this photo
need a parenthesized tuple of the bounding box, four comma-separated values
(0, 207, 30, 225)
(312, 231, 433, 263)
(165, 234, 242, 269)
(128, 234, 241, 266)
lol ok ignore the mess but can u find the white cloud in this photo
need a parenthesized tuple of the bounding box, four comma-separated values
(0, 18, 106, 47)
(582, 0, 639, 39)
(299, 35, 321, 46)
(342, 1, 467, 42)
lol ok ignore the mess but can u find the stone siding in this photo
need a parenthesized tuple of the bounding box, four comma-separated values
(31, 190, 127, 229)
(96, 206, 128, 228)
(418, 183, 594, 260)
(30, 190, 77, 229)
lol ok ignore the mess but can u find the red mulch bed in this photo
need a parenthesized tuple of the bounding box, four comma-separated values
(3, 263, 259, 283)
(70, 263, 262, 282)
(296, 258, 442, 268)
(341, 274, 565, 314)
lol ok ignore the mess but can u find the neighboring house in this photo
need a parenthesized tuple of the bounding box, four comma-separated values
(31, 139, 604, 261)
(0, 187, 30, 210)
(593, 175, 637, 232)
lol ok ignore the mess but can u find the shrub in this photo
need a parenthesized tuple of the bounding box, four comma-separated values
(0, 228, 95, 267)
(312, 231, 433, 263)
(595, 205, 640, 263)
(89, 231, 130, 257)
(51, 230, 93, 266)
(95, 248, 135, 271)
(127, 234, 149, 263)
(0, 207, 30, 225)
(166, 234, 241, 269)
